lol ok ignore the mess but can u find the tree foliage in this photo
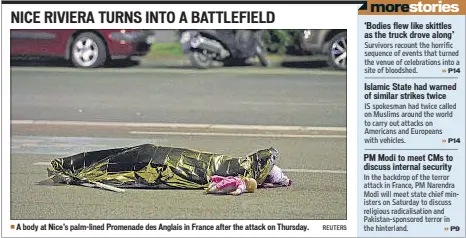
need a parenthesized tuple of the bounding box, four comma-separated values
(262, 30, 303, 55)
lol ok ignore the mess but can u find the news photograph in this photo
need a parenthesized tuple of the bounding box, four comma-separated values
(4, 1, 466, 238)
(9, 28, 347, 220)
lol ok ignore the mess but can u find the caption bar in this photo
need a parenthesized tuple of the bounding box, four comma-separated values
(11, 222, 309, 232)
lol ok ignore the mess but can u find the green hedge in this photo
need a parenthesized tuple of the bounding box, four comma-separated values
(262, 30, 303, 55)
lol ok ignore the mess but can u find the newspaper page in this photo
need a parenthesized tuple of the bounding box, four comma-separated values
(0, 0, 463, 238)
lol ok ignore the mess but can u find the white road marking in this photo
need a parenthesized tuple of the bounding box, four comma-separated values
(130, 131, 346, 138)
(283, 169, 346, 174)
(32, 162, 346, 174)
(239, 101, 344, 107)
(11, 120, 346, 132)
(11, 66, 346, 76)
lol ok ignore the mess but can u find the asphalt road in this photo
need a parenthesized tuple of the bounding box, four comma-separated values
(11, 67, 346, 127)
(9, 66, 347, 220)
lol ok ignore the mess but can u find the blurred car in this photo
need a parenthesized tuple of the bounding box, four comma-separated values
(300, 29, 347, 70)
(10, 29, 156, 68)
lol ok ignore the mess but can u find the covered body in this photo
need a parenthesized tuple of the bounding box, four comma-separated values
(47, 144, 278, 189)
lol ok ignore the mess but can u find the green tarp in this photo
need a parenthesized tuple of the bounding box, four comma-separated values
(47, 144, 278, 189)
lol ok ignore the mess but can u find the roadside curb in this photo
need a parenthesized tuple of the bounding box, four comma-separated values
(11, 66, 346, 76)
(140, 58, 287, 68)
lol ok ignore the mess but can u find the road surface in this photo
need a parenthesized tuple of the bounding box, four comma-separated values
(9, 66, 347, 220)
(11, 67, 346, 127)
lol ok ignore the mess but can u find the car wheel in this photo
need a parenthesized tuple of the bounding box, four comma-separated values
(188, 51, 212, 69)
(71, 32, 107, 68)
(327, 32, 347, 70)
